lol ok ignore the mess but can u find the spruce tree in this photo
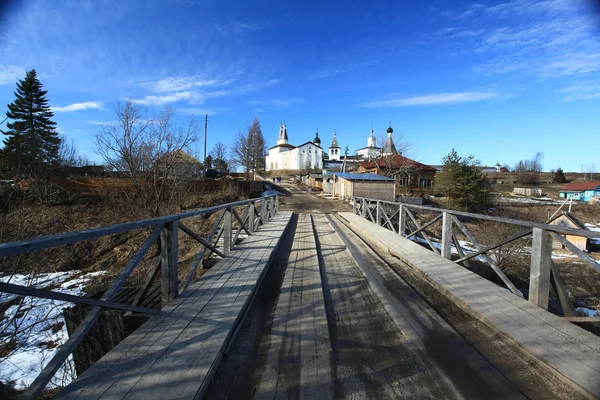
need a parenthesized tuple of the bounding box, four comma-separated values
(434, 148, 490, 211)
(1, 69, 60, 178)
(554, 167, 566, 183)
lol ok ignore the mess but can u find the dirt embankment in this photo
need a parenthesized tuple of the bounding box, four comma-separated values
(0, 178, 257, 294)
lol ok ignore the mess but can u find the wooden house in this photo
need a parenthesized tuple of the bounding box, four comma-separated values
(559, 181, 600, 203)
(358, 155, 437, 195)
(332, 172, 395, 202)
(547, 212, 590, 252)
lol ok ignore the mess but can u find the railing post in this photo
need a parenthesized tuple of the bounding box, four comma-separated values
(361, 198, 366, 218)
(352, 197, 357, 214)
(248, 202, 255, 234)
(529, 228, 552, 309)
(223, 207, 232, 255)
(275, 195, 279, 213)
(376, 200, 381, 226)
(161, 221, 179, 306)
(269, 196, 274, 220)
(398, 204, 405, 236)
(261, 200, 267, 227)
(441, 212, 452, 259)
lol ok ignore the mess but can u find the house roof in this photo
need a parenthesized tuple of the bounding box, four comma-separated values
(332, 172, 394, 181)
(360, 155, 437, 171)
(547, 212, 588, 230)
(268, 143, 296, 150)
(296, 141, 323, 149)
(560, 181, 600, 192)
(157, 150, 202, 166)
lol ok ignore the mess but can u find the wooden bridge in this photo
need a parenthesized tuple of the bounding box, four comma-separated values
(1, 188, 599, 399)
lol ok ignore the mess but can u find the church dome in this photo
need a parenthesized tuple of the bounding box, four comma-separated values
(313, 130, 321, 145)
(387, 125, 394, 134)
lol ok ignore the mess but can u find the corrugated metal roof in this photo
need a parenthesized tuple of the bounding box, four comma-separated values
(332, 172, 394, 181)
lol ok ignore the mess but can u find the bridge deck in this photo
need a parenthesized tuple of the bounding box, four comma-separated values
(253, 214, 333, 399)
(339, 212, 600, 399)
(57, 211, 293, 400)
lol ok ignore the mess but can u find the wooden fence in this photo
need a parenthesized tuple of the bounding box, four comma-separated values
(0, 194, 280, 399)
(352, 196, 600, 321)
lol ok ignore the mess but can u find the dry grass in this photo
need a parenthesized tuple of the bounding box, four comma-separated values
(0, 178, 249, 294)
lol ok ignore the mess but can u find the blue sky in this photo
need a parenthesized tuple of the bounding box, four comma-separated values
(1, 0, 599, 172)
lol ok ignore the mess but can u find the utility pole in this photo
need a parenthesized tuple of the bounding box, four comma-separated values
(342, 146, 349, 173)
(203, 114, 208, 179)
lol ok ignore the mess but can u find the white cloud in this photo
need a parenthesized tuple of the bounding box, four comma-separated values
(248, 98, 304, 108)
(558, 80, 600, 101)
(437, 0, 600, 80)
(310, 62, 377, 79)
(361, 92, 498, 108)
(52, 101, 104, 112)
(0, 65, 26, 85)
(214, 18, 263, 34)
(140, 76, 228, 93)
(85, 120, 116, 125)
(130, 91, 196, 106)
(177, 107, 232, 115)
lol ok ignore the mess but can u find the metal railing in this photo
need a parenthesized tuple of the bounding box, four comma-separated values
(352, 196, 600, 319)
(0, 194, 279, 399)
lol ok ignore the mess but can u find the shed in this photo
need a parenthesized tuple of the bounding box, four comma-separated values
(332, 172, 395, 202)
(513, 187, 542, 197)
(547, 212, 590, 252)
(559, 181, 600, 202)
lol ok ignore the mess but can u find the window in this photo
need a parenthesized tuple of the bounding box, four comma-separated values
(270, 162, 273, 170)
(309, 147, 312, 153)
(275, 162, 278, 169)
(419, 178, 433, 188)
(398, 175, 410, 186)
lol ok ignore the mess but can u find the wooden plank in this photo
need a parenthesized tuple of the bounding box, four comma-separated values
(161, 221, 179, 306)
(405, 208, 441, 255)
(550, 261, 576, 318)
(131, 259, 161, 308)
(452, 234, 472, 269)
(178, 222, 225, 258)
(254, 213, 332, 399)
(25, 225, 162, 399)
(352, 197, 600, 239)
(455, 229, 532, 263)
(0, 282, 158, 315)
(231, 207, 250, 245)
(441, 212, 453, 259)
(0, 196, 279, 258)
(340, 212, 600, 399)
(406, 213, 442, 239)
(529, 228, 552, 309)
(181, 209, 226, 292)
(56, 212, 292, 400)
(450, 215, 522, 297)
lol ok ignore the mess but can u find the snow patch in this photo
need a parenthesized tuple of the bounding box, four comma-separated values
(262, 184, 282, 198)
(576, 307, 600, 318)
(0, 271, 106, 390)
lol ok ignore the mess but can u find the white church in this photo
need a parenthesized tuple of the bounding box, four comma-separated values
(265, 123, 324, 171)
(265, 123, 397, 172)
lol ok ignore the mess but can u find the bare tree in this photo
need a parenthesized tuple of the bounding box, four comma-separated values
(373, 132, 413, 181)
(514, 151, 544, 172)
(230, 118, 267, 179)
(94, 100, 199, 218)
(210, 142, 229, 172)
(58, 136, 89, 167)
